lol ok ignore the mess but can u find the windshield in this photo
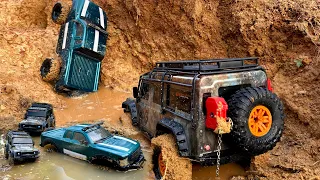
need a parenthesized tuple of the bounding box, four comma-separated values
(27, 109, 46, 117)
(87, 127, 111, 142)
(12, 138, 33, 144)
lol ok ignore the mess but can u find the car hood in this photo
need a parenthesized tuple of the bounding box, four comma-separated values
(95, 135, 139, 156)
(20, 117, 45, 125)
(12, 145, 38, 152)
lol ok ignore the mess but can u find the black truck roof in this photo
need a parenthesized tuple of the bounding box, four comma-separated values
(30, 103, 53, 110)
(8, 131, 30, 138)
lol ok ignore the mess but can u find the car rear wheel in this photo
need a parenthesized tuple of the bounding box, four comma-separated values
(51, 1, 71, 25)
(40, 58, 61, 82)
(151, 134, 192, 180)
(227, 87, 284, 155)
(153, 147, 166, 179)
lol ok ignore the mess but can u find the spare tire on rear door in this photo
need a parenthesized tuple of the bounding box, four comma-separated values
(227, 87, 284, 156)
(51, 1, 71, 25)
(40, 58, 61, 82)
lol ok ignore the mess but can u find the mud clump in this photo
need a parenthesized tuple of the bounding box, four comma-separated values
(151, 134, 192, 180)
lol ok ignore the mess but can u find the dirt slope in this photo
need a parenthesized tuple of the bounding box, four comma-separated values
(0, 0, 319, 179)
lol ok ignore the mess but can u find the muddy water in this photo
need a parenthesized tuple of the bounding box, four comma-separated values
(0, 136, 151, 180)
(0, 87, 245, 179)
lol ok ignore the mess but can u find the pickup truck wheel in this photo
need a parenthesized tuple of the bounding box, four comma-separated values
(40, 58, 61, 82)
(52, 1, 70, 25)
(43, 139, 60, 153)
(227, 87, 284, 155)
(151, 134, 192, 180)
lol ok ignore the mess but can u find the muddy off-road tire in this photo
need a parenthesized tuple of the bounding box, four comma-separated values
(4, 148, 8, 159)
(42, 139, 61, 153)
(40, 58, 61, 82)
(52, 1, 71, 25)
(151, 134, 192, 180)
(227, 87, 284, 156)
(8, 155, 15, 165)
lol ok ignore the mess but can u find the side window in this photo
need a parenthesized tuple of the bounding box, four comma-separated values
(140, 82, 149, 100)
(166, 85, 192, 113)
(73, 132, 87, 145)
(75, 22, 84, 37)
(64, 130, 73, 139)
(153, 83, 161, 104)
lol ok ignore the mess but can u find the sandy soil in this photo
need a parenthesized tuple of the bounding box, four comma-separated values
(0, 0, 319, 179)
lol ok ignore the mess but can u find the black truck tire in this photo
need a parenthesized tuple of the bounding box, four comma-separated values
(52, 1, 71, 25)
(227, 87, 284, 156)
(151, 134, 192, 180)
(4, 148, 8, 159)
(40, 58, 61, 82)
(8, 155, 15, 165)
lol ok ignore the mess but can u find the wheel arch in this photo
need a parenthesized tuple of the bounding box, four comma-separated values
(156, 118, 190, 157)
(122, 98, 138, 125)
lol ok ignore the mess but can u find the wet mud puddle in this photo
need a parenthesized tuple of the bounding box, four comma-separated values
(0, 87, 245, 179)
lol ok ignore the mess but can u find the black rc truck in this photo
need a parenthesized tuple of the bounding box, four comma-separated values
(123, 57, 285, 179)
(4, 131, 40, 165)
(19, 103, 55, 133)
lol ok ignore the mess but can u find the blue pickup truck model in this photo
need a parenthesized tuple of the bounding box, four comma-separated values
(40, 0, 108, 92)
(40, 122, 144, 170)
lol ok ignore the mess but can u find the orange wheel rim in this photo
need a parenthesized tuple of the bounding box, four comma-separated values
(248, 105, 272, 137)
(158, 152, 166, 176)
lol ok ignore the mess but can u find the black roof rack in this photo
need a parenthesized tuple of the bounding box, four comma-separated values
(8, 131, 30, 137)
(155, 57, 260, 74)
(139, 57, 263, 128)
(31, 103, 52, 109)
(81, 121, 104, 132)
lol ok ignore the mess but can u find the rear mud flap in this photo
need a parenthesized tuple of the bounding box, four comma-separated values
(122, 98, 138, 125)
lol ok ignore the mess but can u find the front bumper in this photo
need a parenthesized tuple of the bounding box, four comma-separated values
(19, 125, 44, 132)
(119, 153, 145, 171)
(14, 154, 39, 161)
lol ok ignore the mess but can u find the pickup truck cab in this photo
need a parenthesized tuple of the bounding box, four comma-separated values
(4, 131, 40, 164)
(40, 122, 144, 170)
(40, 0, 108, 92)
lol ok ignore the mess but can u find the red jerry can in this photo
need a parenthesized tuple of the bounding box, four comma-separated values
(205, 97, 228, 131)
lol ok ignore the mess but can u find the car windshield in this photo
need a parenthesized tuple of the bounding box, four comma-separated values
(27, 109, 46, 117)
(12, 138, 33, 144)
(87, 127, 112, 142)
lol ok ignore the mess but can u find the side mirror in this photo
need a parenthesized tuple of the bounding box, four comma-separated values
(133, 87, 138, 98)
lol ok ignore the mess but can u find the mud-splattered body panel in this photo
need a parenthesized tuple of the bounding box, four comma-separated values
(136, 69, 267, 162)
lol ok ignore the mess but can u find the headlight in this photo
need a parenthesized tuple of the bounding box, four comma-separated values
(119, 158, 129, 167)
(17, 152, 21, 156)
(23, 124, 25, 127)
(38, 126, 41, 128)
